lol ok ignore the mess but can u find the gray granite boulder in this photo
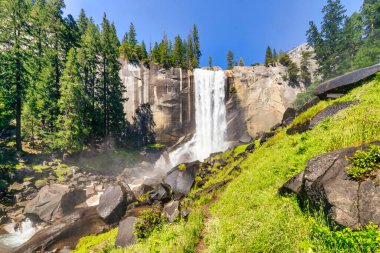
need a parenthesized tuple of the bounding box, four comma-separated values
(24, 184, 85, 223)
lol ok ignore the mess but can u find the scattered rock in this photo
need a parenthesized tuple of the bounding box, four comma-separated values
(115, 216, 139, 247)
(279, 171, 304, 195)
(286, 120, 310, 135)
(97, 184, 129, 223)
(132, 184, 154, 199)
(24, 184, 86, 223)
(163, 200, 180, 223)
(281, 108, 296, 126)
(149, 184, 171, 203)
(163, 161, 200, 199)
(8, 182, 24, 192)
(309, 101, 357, 129)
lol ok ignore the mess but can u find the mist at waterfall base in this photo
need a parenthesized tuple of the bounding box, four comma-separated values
(156, 69, 229, 171)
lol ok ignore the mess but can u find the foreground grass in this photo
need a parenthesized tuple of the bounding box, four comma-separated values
(73, 210, 204, 253)
(205, 79, 380, 252)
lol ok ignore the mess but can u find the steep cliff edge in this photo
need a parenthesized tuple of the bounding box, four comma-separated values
(226, 44, 317, 137)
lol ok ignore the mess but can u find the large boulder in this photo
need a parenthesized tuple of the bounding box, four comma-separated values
(24, 184, 85, 223)
(115, 216, 139, 247)
(97, 184, 129, 223)
(163, 161, 200, 199)
(315, 63, 380, 98)
(283, 142, 380, 229)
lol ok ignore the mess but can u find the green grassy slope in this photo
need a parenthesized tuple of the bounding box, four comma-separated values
(205, 78, 380, 252)
(73, 77, 380, 253)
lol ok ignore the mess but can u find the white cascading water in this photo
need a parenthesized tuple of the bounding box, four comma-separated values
(0, 219, 40, 248)
(157, 69, 228, 169)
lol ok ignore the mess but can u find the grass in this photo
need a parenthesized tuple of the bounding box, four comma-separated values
(204, 78, 380, 252)
(73, 210, 204, 253)
(146, 143, 165, 149)
(72, 228, 118, 253)
(72, 78, 380, 253)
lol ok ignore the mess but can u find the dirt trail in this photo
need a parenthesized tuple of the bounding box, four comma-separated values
(195, 198, 217, 253)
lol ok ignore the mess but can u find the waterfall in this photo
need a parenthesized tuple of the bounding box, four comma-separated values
(157, 69, 228, 169)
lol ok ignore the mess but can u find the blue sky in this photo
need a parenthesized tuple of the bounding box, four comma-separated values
(64, 0, 363, 69)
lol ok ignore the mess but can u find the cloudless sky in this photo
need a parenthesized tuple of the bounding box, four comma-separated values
(64, 0, 363, 69)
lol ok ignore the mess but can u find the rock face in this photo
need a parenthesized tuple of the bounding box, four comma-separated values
(120, 44, 317, 145)
(24, 184, 85, 223)
(115, 216, 139, 247)
(315, 63, 380, 98)
(97, 184, 129, 223)
(282, 142, 380, 229)
(163, 161, 200, 198)
(120, 62, 195, 145)
(226, 44, 318, 137)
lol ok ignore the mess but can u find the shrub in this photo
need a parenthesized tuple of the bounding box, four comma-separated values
(346, 145, 380, 180)
(230, 87, 237, 94)
(134, 208, 162, 239)
(178, 163, 186, 171)
(311, 221, 380, 253)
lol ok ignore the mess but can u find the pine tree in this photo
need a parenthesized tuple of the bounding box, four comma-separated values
(77, 9, 89, 37)
(191, 24, 201, 68)
(239, 57, 245, 66)
(173, 35, 184, 68)
(151, 42, 161, 64)
(100, 15, 124, 142)
(320, 0, 346, 77)
(139, 40, 149, 64)
(128, 22, 137, 47)
(227, 51, 234, 70)
(56, 48, 85, 153)
(265, 46, 273, 67)
(187, 34, 194, 69)
(159, 35, 171, 68)
(300, 51, 312, 86)
(78, 22, 101, 142)
(208, 56, 213, 68)
(0, 0, 32, 151)
(272, 49, 278, 62)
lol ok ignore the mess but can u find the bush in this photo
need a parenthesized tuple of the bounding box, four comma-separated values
(311, 221, 380, 253)
(346, 145, 380, 180)
(134, 208, 162, 239)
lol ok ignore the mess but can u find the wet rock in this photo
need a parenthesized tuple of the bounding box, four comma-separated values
(279, 171, 304, 195)
(163, 161, 200, 199)
(163, 200, 180, 223)
(24, 184, 86, 223)
(115, 216, 139, 247)
(97, 184, 129, 223)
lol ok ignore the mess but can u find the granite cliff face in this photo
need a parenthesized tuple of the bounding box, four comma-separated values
(120, 44, 317, 145)
(226, 44, 317, 137)
(120, 61, 195, 145)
